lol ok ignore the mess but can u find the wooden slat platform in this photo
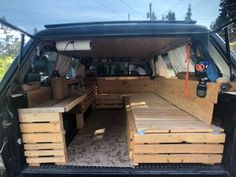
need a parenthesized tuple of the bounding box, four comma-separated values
(125, 93, 225, 165)
(95, 94, 123, 109)
(18, 95, 87, 113)
(129, 93, 223, 133)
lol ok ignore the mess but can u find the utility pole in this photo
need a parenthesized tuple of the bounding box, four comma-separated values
(128, 13, 130, 21)
(149, 3, 152, 21)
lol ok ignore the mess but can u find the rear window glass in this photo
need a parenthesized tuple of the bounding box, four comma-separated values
(96, 58, 150, 76)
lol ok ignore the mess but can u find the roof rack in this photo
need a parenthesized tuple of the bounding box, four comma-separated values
(45, 20, 197, 29)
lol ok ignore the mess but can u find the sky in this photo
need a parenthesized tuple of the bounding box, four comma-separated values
(0, 0, 221, 33)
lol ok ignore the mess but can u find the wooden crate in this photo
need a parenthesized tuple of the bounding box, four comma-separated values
(95, 94, 123, 109)
(19, 112, 67, 166)
(125, 94, 226, 165)
(131, 132, 225, 164)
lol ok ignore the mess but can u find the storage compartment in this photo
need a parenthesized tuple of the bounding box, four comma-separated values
(125, 93, 225, 165)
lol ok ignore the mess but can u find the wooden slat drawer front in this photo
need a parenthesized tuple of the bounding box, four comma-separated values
(134, 144, 224, 154)
(25, 150, 65, 157)
(134, 133, 226, 144)
(26, 157, 66, 164)
(20, 122, 62, 133)
(24, 143, 64, 150)
(22, 133, 64, 143)
(19, 112, 61, 123)
(133, 154, 223, 164)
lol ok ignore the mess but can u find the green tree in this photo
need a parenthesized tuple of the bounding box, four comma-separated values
(165, 11, 176, 21)
(147, 11, 157, 21)
(0, 56, 13, 80)
(210, 0, 236, 42)
(185, 4, 192, 22)
(0, 17, 21, 81)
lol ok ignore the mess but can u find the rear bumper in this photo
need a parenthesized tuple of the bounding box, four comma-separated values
(22, 164, 230, 177)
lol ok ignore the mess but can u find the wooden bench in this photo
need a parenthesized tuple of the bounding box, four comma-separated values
(18, 87, 95, 166)
(125, 93, 225, 165)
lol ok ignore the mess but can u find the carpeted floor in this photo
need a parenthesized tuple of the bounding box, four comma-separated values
(67, 109, 133, 167)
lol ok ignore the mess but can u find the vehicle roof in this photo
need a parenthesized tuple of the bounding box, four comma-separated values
(35, 21, 209, 40)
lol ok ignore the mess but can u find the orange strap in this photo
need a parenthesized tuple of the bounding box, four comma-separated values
(184, 44, 191, 96)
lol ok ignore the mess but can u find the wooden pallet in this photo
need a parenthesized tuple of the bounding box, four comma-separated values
(125, 93, 225, 165)
(95, 94, 123, 109)
(19, 112, 67, 166)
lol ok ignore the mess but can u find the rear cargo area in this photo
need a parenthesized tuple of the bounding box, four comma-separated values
(16, 35, 236, 169)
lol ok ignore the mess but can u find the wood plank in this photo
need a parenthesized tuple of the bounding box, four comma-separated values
(133, 154, 222, 164)
(26, 157, 66, 164)
(134, 144, 224, 154)
(20, 122, 62, 133)
(58, 94, 87, 112)
(128, 93, 219, 132)
(97, 77, 155, 93)
(25, 150, 65, 156)
(134, 133, 225, 143)
(24, 143, 64, 150)
(155, 77, 220, 104)
(18, 94, 87, 113)
(19, 113, 61, 123)
(22, 133, 64, 143)
(155, 77, 215, 125)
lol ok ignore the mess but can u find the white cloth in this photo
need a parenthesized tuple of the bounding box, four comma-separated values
(136, 67, 146, 75)
(168, 45, 195, 73)
(54, 54, 72, 77)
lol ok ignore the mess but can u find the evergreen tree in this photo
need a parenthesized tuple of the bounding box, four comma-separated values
(165, 11, 176, 21)
(147, 11, 157, 21)
(185, 4, 192, 22)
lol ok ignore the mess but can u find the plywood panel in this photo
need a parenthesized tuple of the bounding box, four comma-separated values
(154, 77, 216, 125)
(97, 77, 155, 93)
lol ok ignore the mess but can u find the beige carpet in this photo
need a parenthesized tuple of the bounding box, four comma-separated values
(67, 110, 133, 167)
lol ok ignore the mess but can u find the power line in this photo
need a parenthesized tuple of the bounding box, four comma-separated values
(93, 0, 126, 19)
(119, 0, 146, 18)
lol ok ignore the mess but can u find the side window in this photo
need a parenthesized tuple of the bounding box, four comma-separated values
(24, 49, 57, 85)
(96, 59, 149, 76)
(0, 22, 22, 81)
(66, 57, 79, 79)
(208, 41, 230, 78)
